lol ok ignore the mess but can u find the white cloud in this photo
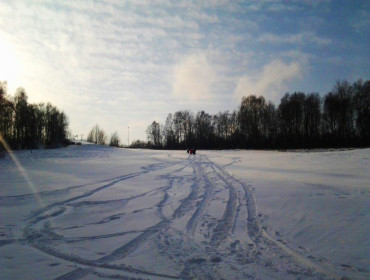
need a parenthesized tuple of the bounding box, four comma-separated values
(234, 59, 303, 103)
(257, 32, 331, 46)
(172, 52, 217, 101)
(189, 11, 219, 23)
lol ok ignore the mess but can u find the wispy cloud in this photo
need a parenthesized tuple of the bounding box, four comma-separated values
(257, 32, 331, 46)
(349, 9, 370, 33)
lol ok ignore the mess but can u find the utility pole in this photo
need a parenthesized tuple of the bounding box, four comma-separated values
(127, 126, 129, 147)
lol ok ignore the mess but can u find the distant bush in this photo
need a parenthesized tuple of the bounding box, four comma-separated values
(130, 140, 148, 148)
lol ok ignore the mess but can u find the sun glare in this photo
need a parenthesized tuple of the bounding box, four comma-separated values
(0, 133, 45, 208)
(0, 35, 21, 87)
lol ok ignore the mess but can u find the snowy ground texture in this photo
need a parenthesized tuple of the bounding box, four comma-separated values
(0, 145, 369, 280)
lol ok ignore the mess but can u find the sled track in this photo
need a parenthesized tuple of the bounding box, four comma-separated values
(20, 158, 206, 279)
(27, 160, 181, 221)
(15, 153, 341, 279)
(172, 161, 204, 220)
(210, 187, 238, 246)
(193, 155, 339, 279)
(207, 164, 238, 247)
(0, 160, 180, 203)
(54, 268, 92, 280)
(207, 155, 339, 279)
(186, 159, 214, 236)
(20, 161, 186, 280)
(97, 221, 170, 263)
(24, 226, 180, 279)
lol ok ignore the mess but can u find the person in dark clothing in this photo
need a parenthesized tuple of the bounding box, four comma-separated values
(187, 147, 197, 155)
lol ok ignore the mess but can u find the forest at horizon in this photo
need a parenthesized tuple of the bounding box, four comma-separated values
(1, 78, 369, 152)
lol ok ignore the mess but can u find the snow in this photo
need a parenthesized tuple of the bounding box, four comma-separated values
(0, 145, 369, 280)
(208, 149, 370, 278)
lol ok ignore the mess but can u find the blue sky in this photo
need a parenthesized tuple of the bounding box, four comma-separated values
(0, 0, 369, 142)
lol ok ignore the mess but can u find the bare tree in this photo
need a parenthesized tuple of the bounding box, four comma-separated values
(146, 121, 162, 147)
(239, 95, 269, 148)
(87, 124, 107, 145)
(109, 131, 120, 147)
(195, 111, 214, 148)
(163, 113, 176, 148)
(0, 81, 14, 145)
(353, 80, 370, 143)
(303, 93, 321, 146)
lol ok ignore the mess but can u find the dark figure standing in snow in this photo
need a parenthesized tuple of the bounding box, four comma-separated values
(187, 147, 196, 155)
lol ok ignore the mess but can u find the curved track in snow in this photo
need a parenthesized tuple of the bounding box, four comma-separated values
(3, 151, 344, 279)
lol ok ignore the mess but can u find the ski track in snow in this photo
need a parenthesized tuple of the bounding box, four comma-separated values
(1, 149, 362, 279)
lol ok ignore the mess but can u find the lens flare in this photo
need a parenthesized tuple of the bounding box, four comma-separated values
(0, 133, 45, 208)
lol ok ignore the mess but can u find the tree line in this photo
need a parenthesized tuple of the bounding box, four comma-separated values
(145, 79, 369, 150)
(0, 81, 69, 151)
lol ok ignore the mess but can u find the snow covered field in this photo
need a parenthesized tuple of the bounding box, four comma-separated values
(0, 145, 369, 280)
